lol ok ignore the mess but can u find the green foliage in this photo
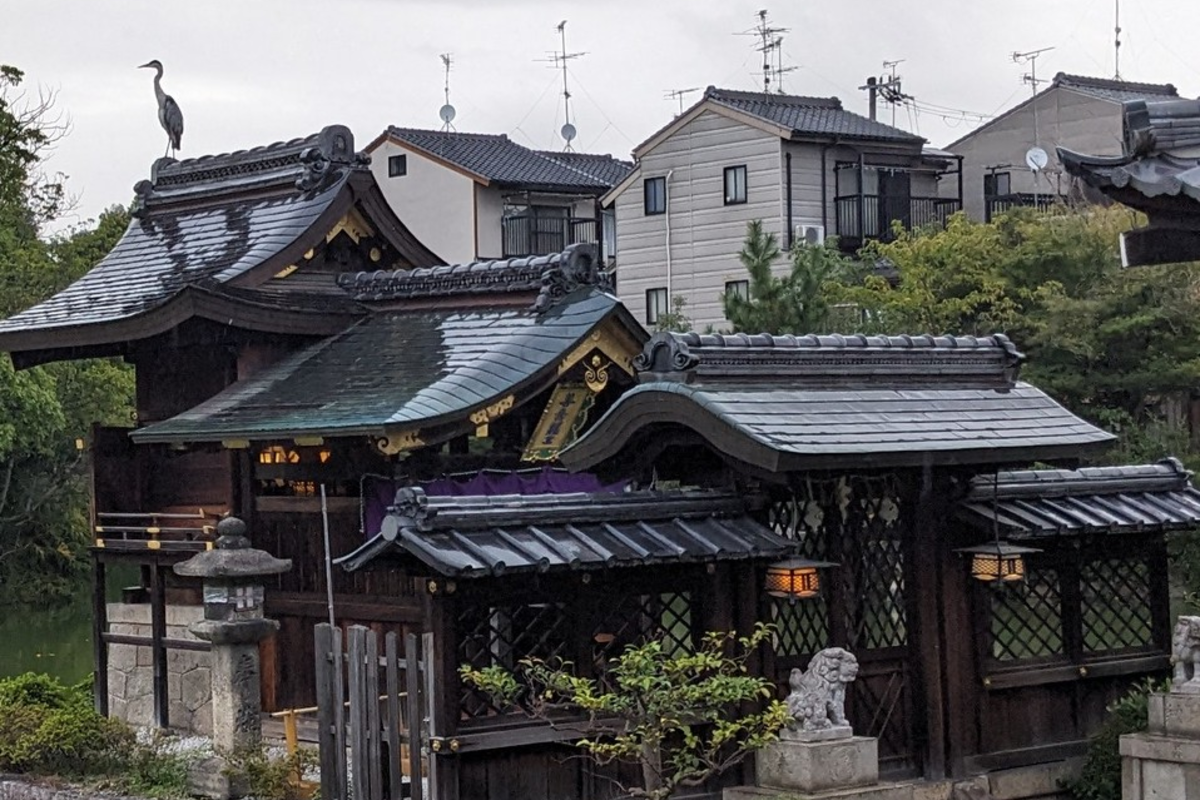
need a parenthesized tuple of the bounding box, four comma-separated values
(462, 623, 790, 800)
(654, 294, 693, 333)
(0, 66, 135, 606)
(0, 672, 132, 777)
(1064, 679, 1167, 800)
(116, 746, 191, 799)
(225, 745, 319, 800)
(723, 220, 853, 334)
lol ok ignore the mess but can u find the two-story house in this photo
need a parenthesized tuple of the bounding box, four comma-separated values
(366, 127, 631, 264)
(605, 86, 960, 331)
(945, 72, 1179, 221)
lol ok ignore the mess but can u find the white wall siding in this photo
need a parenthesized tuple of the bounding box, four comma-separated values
(949, 88, 1122, 220)
(369, 140, 477, 264)
(614, 110, 784, 331)
(475, 186, 504, 260)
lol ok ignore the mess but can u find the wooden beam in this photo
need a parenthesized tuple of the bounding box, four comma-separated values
(1120, 226, 1200, 267)
(149, 560, 169, 728)
(92, 558, 109, 716)
(911, 467, 947, 780)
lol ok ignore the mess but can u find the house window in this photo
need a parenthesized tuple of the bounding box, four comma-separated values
(984, 171, 1011, 197)
(724, 165, 748, 205)
(388, 154, 408, 177)
(644, 177, 666, 215)
(725, 279, 749, 300)
(645, 288, 668, 325)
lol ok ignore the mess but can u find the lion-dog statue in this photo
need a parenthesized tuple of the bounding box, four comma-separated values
(1173, 616, 1200, 692)
(786, 646, 860, 735)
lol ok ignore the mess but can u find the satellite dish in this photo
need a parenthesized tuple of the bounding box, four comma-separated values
(439, 104, 457, 124)
(1025, 146, 1049, 172)
(560, 123, 577, 143)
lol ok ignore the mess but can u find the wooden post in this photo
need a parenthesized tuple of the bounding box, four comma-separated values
(365, 629, 383, 800)
(384, 632, 403, 800)
(314, 624, 340, 800)
(92, 556, 109, 716)
(404, 633, 425, 800)
(422, 630, 444, 800)
(911, 467, 947, 779)
(149, 559, 169, 728)
(348, 626, 370, 800)
(332, 625, 348, 798)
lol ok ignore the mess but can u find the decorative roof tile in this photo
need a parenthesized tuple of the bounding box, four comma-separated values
(704, 86, 924, 144)
(959, 458, 1200, 536)
(337, 488, 793, 576)
(385, 128, 631, 192)
(1052, 72, 1179, 104)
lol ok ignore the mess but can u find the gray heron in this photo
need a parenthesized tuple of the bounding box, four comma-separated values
(138, 59, 183, 157)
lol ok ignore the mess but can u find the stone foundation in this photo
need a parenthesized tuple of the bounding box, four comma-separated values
(106, 602, 211, 735)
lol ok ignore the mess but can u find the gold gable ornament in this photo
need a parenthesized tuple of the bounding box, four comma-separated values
(522, 384, 595, 462)
(375, 430, 425, 456)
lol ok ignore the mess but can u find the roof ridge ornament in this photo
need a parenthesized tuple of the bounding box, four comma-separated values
(381, 487, 435, 541)
(533, 243, 611, 312)
(632, 332, 700, 381)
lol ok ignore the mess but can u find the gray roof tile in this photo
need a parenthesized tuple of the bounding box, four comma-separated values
(1053, 72, 1179, 104)
(704, 86, 924, 143)
(386, 128, 631, 191)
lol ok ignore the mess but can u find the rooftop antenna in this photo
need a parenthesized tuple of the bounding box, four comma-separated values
(665, 87, 700, 116)
(1114, 0, 1123, 81)
(438, 53, 456, 131)
(881, 58, 906, 127)
(1012, 46, 1054, 207)
(739, 10, 792, 93)
(544, 20, 587, 151)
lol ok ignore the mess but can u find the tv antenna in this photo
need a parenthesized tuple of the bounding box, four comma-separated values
(438, 53, 456, 131)
(1114, 0, 1123, 80)
(880, 58, 907, 126)
(542, 20, 587, 151)
(739, 9, 795, 93)
(665, 87, 700, 116)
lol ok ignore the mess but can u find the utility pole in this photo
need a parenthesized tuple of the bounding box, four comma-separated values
(1114, 0, 1123, 80)
(860, 61, 907, 126)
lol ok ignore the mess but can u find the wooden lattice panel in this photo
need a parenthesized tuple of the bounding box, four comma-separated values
(1082, 558, 1154, 653)
(989, 567, 1064, 661)
(457, 600, 570, 717)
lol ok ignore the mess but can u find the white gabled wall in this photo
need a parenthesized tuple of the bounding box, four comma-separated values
(369, 139, 477, 264)
(475, 186, 505, 260)
(614, 109, 784, 332)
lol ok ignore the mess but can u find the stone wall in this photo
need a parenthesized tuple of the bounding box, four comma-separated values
(0, 776, 142, 800)
(106, 603, 211, 735)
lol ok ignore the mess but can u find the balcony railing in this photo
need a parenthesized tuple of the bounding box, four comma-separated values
(502, 214, 598, 258)
(985, 193, 1062, 222)
(834, 195, 962, 247)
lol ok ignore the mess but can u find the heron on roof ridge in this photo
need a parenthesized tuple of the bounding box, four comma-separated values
(138, 59, 183, 158)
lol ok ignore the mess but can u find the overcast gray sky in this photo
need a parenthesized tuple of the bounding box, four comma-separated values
(6, 0, 1198, 226)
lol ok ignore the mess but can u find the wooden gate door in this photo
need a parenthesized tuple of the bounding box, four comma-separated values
(314, 624, 434, 800)
(767, 474, 917, 776)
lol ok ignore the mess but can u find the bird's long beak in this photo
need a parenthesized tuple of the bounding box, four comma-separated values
(138, 61, 153, 69)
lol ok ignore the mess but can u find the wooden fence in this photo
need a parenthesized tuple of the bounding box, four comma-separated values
(314, 624, 435, 800)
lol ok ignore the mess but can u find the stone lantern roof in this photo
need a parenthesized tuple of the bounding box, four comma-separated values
(174, 517, 291, 580)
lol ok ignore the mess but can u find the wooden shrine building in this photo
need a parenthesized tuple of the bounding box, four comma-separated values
(1060, 97, 1200, 266)
(2, 125, 1199, 800)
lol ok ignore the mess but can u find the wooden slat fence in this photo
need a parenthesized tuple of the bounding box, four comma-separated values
(315, 624, 435, 800)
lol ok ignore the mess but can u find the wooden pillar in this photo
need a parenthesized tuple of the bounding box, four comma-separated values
(425, 582, 459, 800)
(150, 559, 169, 728)
(940, 486, 980, 777)
(92, 556, 109, 716)
(911, 466, 947, 780)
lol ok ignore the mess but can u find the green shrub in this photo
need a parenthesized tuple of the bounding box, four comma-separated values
(225, 745, 318, 800)
(116, 747, 191, 799)
(0, 672, 86, 710)
(1065, 679, 1167, 800)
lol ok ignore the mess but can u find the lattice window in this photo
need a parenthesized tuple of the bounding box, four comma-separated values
(1082, 558, 1154, 653)
(591, 591, 694, 683)
(840, 490, 907, 650)
(990, 567, 1064, 661)
(771, 597, 830, 657)
(458, 601, 570, 717)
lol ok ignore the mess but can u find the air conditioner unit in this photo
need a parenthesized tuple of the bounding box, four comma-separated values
(795, 223, 825, 246)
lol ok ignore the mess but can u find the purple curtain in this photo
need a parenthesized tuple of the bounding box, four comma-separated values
(362, 468, 624, 537)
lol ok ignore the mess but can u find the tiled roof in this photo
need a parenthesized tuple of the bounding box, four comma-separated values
(704, 86, 924, 144)
(1053, 72, 1179, 104)
(385, 128, 628, 192)
(337, 488, 794, 576)
(561, 331, 1113, 472)
(0, 125, 441, 352)
(130, 288, 624, 443)
(959, 458, 1200, 536)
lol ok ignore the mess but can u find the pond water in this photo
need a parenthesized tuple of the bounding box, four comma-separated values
(0, 565, 139, 684)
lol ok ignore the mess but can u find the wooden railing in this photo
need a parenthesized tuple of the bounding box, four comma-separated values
(501, 214, 598, 257)
(93, 508, 224, 552)
(985, 192, 1062, 222)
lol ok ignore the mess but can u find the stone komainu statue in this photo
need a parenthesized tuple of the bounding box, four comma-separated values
(1172, 616, 1200, 691)
(786, 647, 860, 732)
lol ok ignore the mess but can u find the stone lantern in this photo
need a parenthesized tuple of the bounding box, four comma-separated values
(174, 516, 290, 753)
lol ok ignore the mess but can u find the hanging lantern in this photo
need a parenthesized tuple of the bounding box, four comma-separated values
(765, 558, 838, 600)
(956, 541, 1041, 583)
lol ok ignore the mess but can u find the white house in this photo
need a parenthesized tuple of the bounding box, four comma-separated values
(604, 87, 958, 331)
(365, 128, 630, 265)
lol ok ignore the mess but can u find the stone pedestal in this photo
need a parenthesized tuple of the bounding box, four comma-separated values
(1122, 692, 1200, 799)
(756, 733, 879, 794)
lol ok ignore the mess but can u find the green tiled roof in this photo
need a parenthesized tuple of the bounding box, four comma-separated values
(132, 287, 622, 443)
